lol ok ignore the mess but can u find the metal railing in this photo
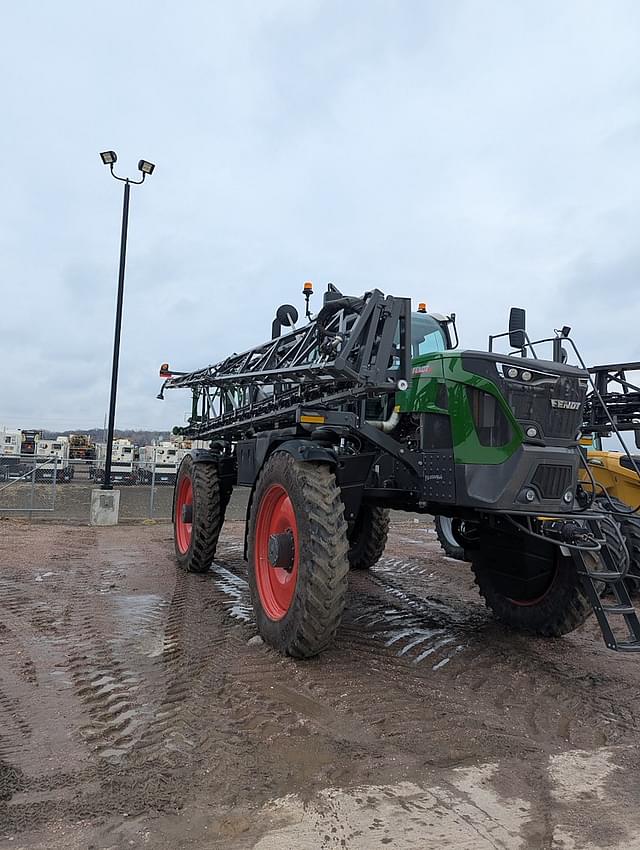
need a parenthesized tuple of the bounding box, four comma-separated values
(0, 455, 176, 520)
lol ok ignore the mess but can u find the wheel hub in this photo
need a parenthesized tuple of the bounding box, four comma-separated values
(268, 530, 295, 572)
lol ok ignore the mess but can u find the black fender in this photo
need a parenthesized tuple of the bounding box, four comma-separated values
(189, 448, 219, 464)
(270, 439, 337, 467)
(242, 440, 338, 559)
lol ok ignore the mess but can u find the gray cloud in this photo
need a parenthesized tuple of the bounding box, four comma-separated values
(1, 1, 640, 431)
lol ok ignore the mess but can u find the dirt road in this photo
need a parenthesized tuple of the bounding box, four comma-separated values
(2, 517, 640, 849)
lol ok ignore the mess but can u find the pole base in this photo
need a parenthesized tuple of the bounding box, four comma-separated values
(90, 488, 120, 526)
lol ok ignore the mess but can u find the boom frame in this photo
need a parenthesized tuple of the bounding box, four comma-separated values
(160, 289, 412, 441)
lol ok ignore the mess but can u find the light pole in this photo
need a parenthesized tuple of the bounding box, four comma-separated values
(99, 151, 155, 490)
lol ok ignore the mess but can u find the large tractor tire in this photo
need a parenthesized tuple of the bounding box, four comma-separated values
(247, 452, 349, 658)
(173, 454, 225, 573)
(434, 516, 466, 561)
(471, 518, 625, 637)
(347, 505, 390, 570)
(598, 497, 640, 593)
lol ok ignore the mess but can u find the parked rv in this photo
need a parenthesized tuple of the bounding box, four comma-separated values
(34, 436, 74, 482)
(0, 427, 22, 480)
(138, 442, 186, 484)
(92, 439, 136, 484)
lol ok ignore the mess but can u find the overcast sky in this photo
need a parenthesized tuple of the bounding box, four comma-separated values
(1, 1, 639, 432)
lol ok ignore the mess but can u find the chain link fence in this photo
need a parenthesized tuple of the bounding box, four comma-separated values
(0, 454, 175, 521)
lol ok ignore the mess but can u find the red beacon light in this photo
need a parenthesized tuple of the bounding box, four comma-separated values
(159, 363, 172, 378)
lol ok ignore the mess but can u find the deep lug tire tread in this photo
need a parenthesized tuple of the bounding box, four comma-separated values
(248, 453, 349, 658)
(174, 454, 224, 573)
(434, 515, 466, 561)
(347, 506, 390, 570)
(471, 518, 626, 637)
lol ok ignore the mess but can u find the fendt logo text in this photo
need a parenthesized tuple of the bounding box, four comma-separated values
(550, 399, 581, 410)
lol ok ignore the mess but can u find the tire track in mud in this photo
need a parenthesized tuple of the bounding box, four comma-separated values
(0, 538, 102, 832)
(206, 543, 640, 759)
(172, 548, 488, 765)
(200, 547, 554, 750)
(422, 570, 640, 746)
(66, 613, 150, 762)
(101, 539, 459, 817)
(362, 552, 640, 749)
(127, 567, 298, 768)
(0, 530, 178, 833)
(5, 522, 640, 843)
(211, 548, 479, 672)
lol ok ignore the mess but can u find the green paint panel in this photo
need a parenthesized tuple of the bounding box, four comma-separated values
(398, 352, 523, 465)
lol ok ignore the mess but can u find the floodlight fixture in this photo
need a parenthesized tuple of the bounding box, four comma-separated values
(100, 150, 118, 165)
(138, 159, 155, 175)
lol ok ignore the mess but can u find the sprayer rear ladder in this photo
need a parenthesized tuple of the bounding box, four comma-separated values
(575, 517, 640, 652)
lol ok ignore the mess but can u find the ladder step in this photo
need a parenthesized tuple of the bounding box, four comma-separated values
(615, 640, 640, 653)
(601, 604, 636, 615)
(579, 570, 624, 581)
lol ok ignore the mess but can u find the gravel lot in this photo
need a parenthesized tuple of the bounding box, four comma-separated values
(2, 517, 640, 849)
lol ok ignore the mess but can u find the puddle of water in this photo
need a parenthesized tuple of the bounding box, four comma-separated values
(210, 563, 468, 669)
(211, 563, 253, 623)
(110, 594, 168, 658)
(35, 571, 54, 582)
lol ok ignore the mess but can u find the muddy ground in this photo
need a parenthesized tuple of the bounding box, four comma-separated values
(1, 517, 640, 849)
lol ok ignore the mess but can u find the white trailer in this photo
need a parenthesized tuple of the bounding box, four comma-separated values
(92, 439, 136, 485)
(138, 442, 185, 484)
(0, 427, 22, 480)
(34, 436, 74, 482)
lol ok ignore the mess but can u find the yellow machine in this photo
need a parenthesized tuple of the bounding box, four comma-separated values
(580, 441, 640, 509)
(581, 361, 640, 588)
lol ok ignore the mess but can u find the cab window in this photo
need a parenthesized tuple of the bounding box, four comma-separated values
(411, 313, 448, 357)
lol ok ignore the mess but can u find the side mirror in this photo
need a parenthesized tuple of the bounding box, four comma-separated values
(508, 307, 527, 351)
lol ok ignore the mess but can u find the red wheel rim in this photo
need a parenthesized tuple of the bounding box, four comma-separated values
(255, 484, 299, 620)
(175, 475, 193, 554)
